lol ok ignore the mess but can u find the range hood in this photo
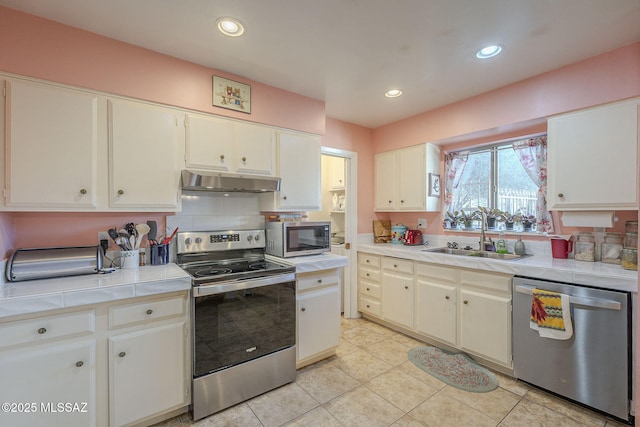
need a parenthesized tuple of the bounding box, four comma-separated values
(181, 170, 281, 193)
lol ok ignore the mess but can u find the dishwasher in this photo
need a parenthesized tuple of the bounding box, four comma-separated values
(512, 276, 632, 423)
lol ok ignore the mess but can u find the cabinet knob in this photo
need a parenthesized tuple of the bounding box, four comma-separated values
(117, 189, 124, 196)
(388, 200, 392, 204)
(404, 286, 409, 290)
(283, 196, 287, 200)
(366, 273, 370, 277)
(301, 307, 306, 312)
(463, 300, 469, 305)
(366, 287, 370, 291)
(558, 193, 564, 198)
(445, 295, 450, 300)
(366, 260, 370, 263)
(119, 352, 126, 358)
(37, 327, 47, 335)
(317, 279, 322, 283)
(76, 361, 84, 368)
(220, 154, 225, 160)
(242, 156, 247, 162)
(400, 200, 404, 203)
(366, 304, 371, 308)
(80, 188, 87, 195)
(394, 264, 398, 268)
(146, 309, 153, 315)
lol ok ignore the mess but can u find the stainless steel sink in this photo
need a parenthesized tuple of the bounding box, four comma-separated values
(422, 247, 528, 261)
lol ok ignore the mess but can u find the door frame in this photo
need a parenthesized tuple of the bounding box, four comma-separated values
(321, 147, 359, 318)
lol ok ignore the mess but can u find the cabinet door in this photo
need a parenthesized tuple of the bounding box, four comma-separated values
(397, 145, 426, 210)
(416, 279, 457, 346)
(0, 340, 96, 427)
(5, 79, 98, 208)
(185, 114, 234, 171)
(276, 132, 321, 210)
(374, 151, 397, 211)
(547, 99, 639, 210)
(109, 99, 181, 209)
(109, 321, 187, 427)
(234, 123, 276, 175)
(381, 271, 414, 329)
(297, 286, 341, 362)
(459, 289, 511, 366)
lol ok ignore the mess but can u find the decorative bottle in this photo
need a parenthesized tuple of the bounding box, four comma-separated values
(514, 234, 526, 255)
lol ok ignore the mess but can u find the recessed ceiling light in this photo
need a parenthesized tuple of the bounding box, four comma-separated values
(476, 44, 503, 59)
(217, 17, 245, 37)
(385, 89, 403, 98)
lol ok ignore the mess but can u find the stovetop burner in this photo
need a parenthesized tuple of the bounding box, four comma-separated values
(180, 257, 295, 285)
(192, 267, 234, 278)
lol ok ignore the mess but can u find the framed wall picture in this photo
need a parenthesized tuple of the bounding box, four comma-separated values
(212, 76, 251, 113)
(428, 173, 441, 197)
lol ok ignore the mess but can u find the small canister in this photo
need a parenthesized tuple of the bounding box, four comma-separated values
(390, 224, 408, 245)
(574, 232, 595, 262)
(625, 221, 638, 234)
(624, 232, 638, 249)
(621, 248, 638, 271)
(601, 233, 623, 264)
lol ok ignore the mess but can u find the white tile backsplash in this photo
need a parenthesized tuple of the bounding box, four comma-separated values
(168, 192, 265, 232)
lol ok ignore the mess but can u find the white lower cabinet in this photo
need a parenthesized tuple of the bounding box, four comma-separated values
(296, 269, 341, 368)
(358, 253, 513, 368)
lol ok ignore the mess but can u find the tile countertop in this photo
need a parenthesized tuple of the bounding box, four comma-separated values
(0, 263, 191, 319)
(358, 243, 638, 293)
(269, 252, 348, 274)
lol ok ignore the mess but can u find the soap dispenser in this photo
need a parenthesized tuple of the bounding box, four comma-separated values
(514, 234, 526, 255)
(496, 232, 508, 254)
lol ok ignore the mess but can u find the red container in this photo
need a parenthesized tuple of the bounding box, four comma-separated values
(551, 237, 573, 259)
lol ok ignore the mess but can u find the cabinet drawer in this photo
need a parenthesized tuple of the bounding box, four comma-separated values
(359, 266, 381, 283)
(415, 262, 457, 283)
(382, 257, 413, 275)
(298, 269, 339, 292)
(359, 296, 381, 317)
(109, 295, 186, 329)
(358, 253, 381, 268)
(460, 270, 512, 293)
(0, 310, 95, 349)
(359, 281, 381, 299)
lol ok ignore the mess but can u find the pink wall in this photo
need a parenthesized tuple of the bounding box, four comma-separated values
(0, 213, 15, 258)
(323, 118, 376, 233)
(0, 6, 325, 135)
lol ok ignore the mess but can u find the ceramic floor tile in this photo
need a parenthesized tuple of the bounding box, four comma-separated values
(296, 362, 361, 404)
(359, 320, 400, 337)
(396, 360, 448, 390)
(366, 337, 415, 366)
(500, 398, 587, 427)
(341, 325, 387, 348)
(333, 348, 393, 382)
(442, 385, 521, 421)
(197, 403, 263, 427)
(366, 368, 439, 412)
(324, 385, 404, 427)
(335, 336, 359, 357)
(247, 383, 318, 427)
(492, 371, 530, 397)
(523, 388, 607, 426)
(390, 414, 428, 427)
(284, 406, 343, 426)
(391, 332, 427, 349)
(408, 391, 497, 427)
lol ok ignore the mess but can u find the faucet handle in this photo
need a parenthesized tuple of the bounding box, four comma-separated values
(447, 241, 459, 249)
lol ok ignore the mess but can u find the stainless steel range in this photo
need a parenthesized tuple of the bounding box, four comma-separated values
(177, 230, 297, 421)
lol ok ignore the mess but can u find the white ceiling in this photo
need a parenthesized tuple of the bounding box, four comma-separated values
(2, 0, 640, 128)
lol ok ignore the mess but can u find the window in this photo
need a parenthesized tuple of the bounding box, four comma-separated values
(444, 135, 553, 233)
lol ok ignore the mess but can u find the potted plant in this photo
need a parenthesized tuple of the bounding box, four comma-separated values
(499, 211, 522, 231)
(455, 210, 480, 230)
(444, 211, 457, 229)
(522, 214, 536, 232)
(479, 207, 502, 230)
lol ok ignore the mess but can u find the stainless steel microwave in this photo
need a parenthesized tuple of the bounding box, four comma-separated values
(265, 221, 331, 258)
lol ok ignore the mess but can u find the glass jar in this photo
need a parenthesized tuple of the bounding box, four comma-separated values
(624, 232, 638, 249)
(574, 232, 595, 262)
(601, 233, 623, 264)
(625, 221, 638, 234)
(621, 248, 638, 271)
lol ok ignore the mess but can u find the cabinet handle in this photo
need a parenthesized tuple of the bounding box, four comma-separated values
(80, 188, 87, 195)
(220, 154, 225, 160)
(37, 327, 47, 335)
(76, 361, 84, 368)
(117, 189, 124, 196)
(119, 352, 126, 358)
(463, 300, 469, 305)
(242, 156, 247, 162)
(558, 193, 564, 198)
(301, 307, 306, 312)
(146, 309, 153, 315)
(445, 295, 450, 300)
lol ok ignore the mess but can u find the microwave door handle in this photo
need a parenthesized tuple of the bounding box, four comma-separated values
(514, 285, 621, 311)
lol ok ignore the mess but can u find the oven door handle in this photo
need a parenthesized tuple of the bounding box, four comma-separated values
(514, 284, 622, 310)
(193, 273, 296, 297)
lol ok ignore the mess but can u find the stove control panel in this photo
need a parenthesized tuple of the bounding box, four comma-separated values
(177, 230, 266, 254)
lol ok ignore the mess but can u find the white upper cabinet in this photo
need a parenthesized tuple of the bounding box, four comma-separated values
(108, 99, 182, 210)
(260, 131, 321, 211)
(547, 98, 639, 210)
(4, 79, 99, 208)
(374, 143, 441, 212)
(185, 114, 275, 176)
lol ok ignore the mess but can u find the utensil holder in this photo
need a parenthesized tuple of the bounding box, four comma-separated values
(120, 250, 140, 269)
(150, 244, 169, 265)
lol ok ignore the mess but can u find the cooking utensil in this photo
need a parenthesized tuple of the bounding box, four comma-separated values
(162, 227, 179, 245)
(108, 228, 120, 244)
(135, 223, 150, 249)
(147, 221, 158, 245)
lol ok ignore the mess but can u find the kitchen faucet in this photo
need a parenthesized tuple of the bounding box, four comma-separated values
(479, 211, 494, 251)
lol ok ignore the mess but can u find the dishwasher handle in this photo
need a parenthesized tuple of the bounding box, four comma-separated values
(514, 285, 622, 311)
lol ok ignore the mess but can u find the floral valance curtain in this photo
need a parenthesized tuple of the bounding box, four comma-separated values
(512, 135, 554, 233)
(442, 151, 469, 222)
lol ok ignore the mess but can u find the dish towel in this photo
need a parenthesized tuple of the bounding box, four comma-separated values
(530, 288, 573, 340)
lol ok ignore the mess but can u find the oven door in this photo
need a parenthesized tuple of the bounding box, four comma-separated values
(192, 274, 296, 378)
(283, 222, 330, 257)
